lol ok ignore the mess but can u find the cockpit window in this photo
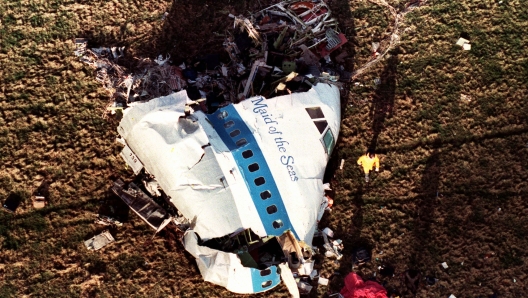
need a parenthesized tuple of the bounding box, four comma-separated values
(314, 120, 328, 134)
(322, 128, 335, 155)
(305, 107, 324, 119)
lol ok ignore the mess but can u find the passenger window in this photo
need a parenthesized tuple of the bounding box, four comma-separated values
(260, 190, 271, 200)
(236, 138, 248, 147)
(314, 120, 328, 134)
(242, 150, 253, 159)
(261, 281, 272, 288)
(272, 220, 284, 229)
(223, 120, 235, 129)
(305, 107, 324, 119)
(266, 205, 277, 214)
(248, 163, 259, 172)
(229, 129, 241, 137)
(260, 269, 271, 276)
(254, 177, 265, 186)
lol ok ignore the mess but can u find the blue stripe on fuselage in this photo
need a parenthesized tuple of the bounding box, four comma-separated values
(207, 105, 299, 239)
(250, 266, 281, 293)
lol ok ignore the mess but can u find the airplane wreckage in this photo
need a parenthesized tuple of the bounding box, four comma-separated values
(91, 0, 351, 295)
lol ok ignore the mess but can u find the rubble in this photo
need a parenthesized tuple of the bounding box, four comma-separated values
(77, 0, 354, 119)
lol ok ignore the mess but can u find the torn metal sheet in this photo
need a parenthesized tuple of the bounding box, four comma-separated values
(84, 230, 115, 250)
(184, 230, 282, 293)
(111, 180, 170, 231)
(279, 263, 300, 298)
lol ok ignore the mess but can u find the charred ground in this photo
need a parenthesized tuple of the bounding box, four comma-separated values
(0, 0, 527, 297)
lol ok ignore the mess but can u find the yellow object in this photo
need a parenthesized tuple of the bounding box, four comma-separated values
(357, 154, 379, 174)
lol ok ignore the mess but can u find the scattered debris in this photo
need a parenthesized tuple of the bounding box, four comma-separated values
(74, 38, 88, 57)
(111, 180, 171, 232)
(352, 247, 371, 267)
(76, 42, 187, 112)
(3, 193, 22, 213)
(441, 261, 449, 269)
(456, 37, 471, 50)
(94, 214, 123, 227)
(460, 94, 471, 102)
(339, 159, 345, 170)
(449, 294, 457, 298)
(318, 276, 329, 286)
(84, 230, 115, 250)
(78, 0, 355, 120)
(322, 227, 334, 238)
(32, 196, 46, 209)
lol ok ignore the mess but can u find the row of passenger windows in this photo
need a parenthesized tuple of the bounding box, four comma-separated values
(219, 112, 248, 147)
(242, 147, 283, 228)
(221, 112, 285, 230)
(243, 150, 273, 202)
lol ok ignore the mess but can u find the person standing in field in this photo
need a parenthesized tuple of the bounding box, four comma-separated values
(357, 149, 380, 182)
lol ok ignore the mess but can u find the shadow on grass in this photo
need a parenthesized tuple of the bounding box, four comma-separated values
(409, 149, 441, 275)
(377, 126, 528, 154)
(369, 51, 398, 151)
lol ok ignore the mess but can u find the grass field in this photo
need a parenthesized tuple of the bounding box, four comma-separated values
(0, 0, 527, 297)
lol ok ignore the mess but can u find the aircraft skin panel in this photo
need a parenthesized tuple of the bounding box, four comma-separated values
(250, 266, 281, 293)
(206, 105, 300, 239)
(194, 111, 268, 238)
(118, 92, 245, 240)
(184, 230, 281, 294)
(233, 84, 340, 243)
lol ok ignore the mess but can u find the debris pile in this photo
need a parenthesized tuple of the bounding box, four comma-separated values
(76, 0, 351, 116)
(76, 42, 187, 114)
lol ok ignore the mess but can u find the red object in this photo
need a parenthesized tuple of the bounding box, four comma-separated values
(340, 273, 388, 298)
(318, 33, 348, 57)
